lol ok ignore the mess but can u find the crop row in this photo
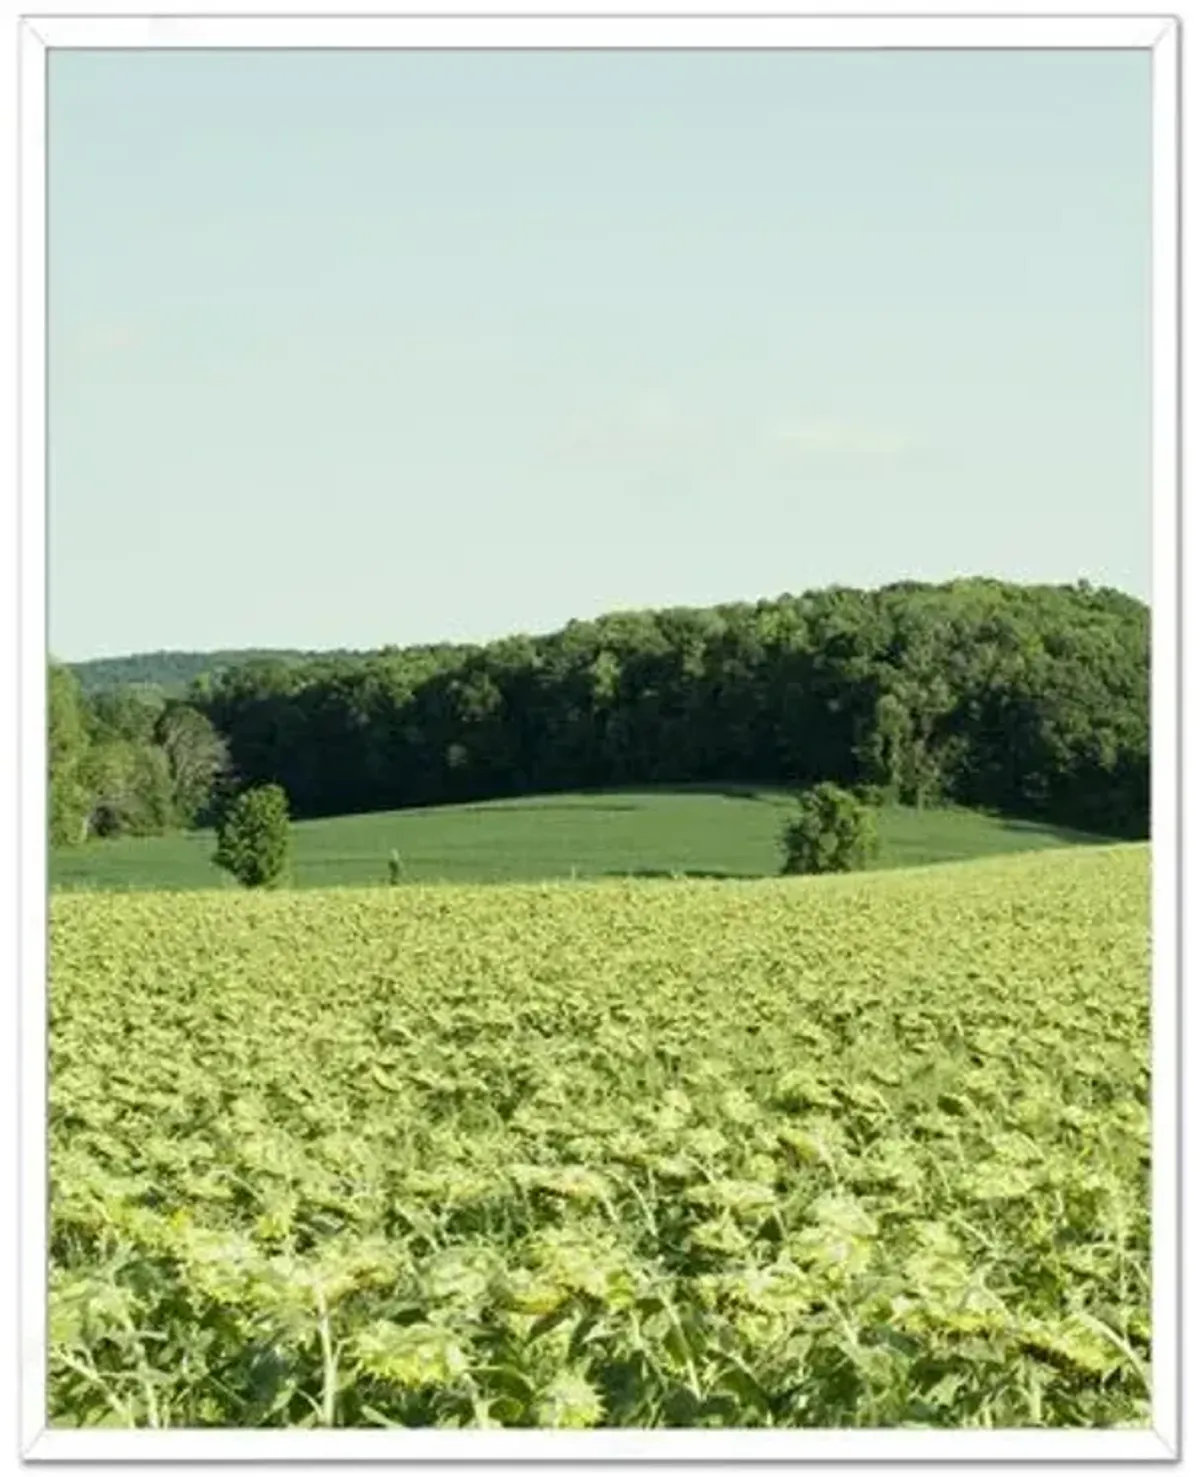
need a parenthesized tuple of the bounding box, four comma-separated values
(48, 846, 1150, 1428)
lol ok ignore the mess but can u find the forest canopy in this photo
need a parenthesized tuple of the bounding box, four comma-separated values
(107, 577, 1148, 842)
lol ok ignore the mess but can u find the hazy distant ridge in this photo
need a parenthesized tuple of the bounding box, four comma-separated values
(70, 649, 336, 696)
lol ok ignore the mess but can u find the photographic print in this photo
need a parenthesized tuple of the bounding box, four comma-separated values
(28, 13, 1178, 1456)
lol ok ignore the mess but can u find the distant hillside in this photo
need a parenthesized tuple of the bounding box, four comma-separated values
(59, 577, 1148, 843)
(170, 576, 1146, 841)
(70, 649, 330, 697)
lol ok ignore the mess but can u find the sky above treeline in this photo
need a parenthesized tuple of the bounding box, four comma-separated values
(49, 47, 1151, 661)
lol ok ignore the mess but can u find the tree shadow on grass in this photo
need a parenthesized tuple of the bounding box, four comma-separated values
(425, 785, 790, 815)
(993, 818, 1120, 846)
(599, 867, 761, 881)
(457, 801, 642, 815)
(598, 783, 785, 804)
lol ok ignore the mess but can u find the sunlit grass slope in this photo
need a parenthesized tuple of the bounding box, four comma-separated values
(50, 788, 1116, 892)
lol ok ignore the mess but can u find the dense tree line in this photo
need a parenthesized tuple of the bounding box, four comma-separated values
(48, 667, 230, 845)
(178, 579, 1148, 840)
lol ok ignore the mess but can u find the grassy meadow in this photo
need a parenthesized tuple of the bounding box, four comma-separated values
(49, 844, 1150, 1429)
(49, 788, 1116, 892)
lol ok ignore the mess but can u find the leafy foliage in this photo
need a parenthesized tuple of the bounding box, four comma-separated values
(49, 660, 231, 846)
(61, 581, 1149, 849)
(49, 663, 92, 846)
(185, 579, 1147, 840)
(780, 783, 881, 875)
(213, 784, 291, 888)
(155, 705, 231, 827)
(81, 738, 175, 839)
(49, 846, 1150, 1428)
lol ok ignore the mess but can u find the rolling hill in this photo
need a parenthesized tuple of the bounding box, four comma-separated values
(49, 788, 1117, 892)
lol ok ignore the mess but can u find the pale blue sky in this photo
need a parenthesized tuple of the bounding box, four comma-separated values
(49, 48, 1150, 661)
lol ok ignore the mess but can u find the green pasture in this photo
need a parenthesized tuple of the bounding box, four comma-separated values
(50, 788, 1116, 892)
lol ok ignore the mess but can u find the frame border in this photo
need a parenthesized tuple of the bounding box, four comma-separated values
(19, 12, 1181, 1464)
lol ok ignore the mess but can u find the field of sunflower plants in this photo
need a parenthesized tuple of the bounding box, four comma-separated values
(48, 844, 1150, 1429)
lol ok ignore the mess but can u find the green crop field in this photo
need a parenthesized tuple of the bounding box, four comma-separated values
(49, 789, 1115, 893)
(49, 844, 1150, 1429)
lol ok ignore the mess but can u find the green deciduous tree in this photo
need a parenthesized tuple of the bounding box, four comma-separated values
(155, 703, 230, 826)
(161, 579, 1148, 841)
(87, 684, 166, 747)
(80, 738, 175, 838)
(48, 662, 92, 845)
(213, 784, 291, 888)
(780, 782, 881, 875)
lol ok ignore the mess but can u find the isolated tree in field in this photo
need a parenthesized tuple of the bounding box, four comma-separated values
(780, 781, 880, 875)
(213, 783, 290, 888)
